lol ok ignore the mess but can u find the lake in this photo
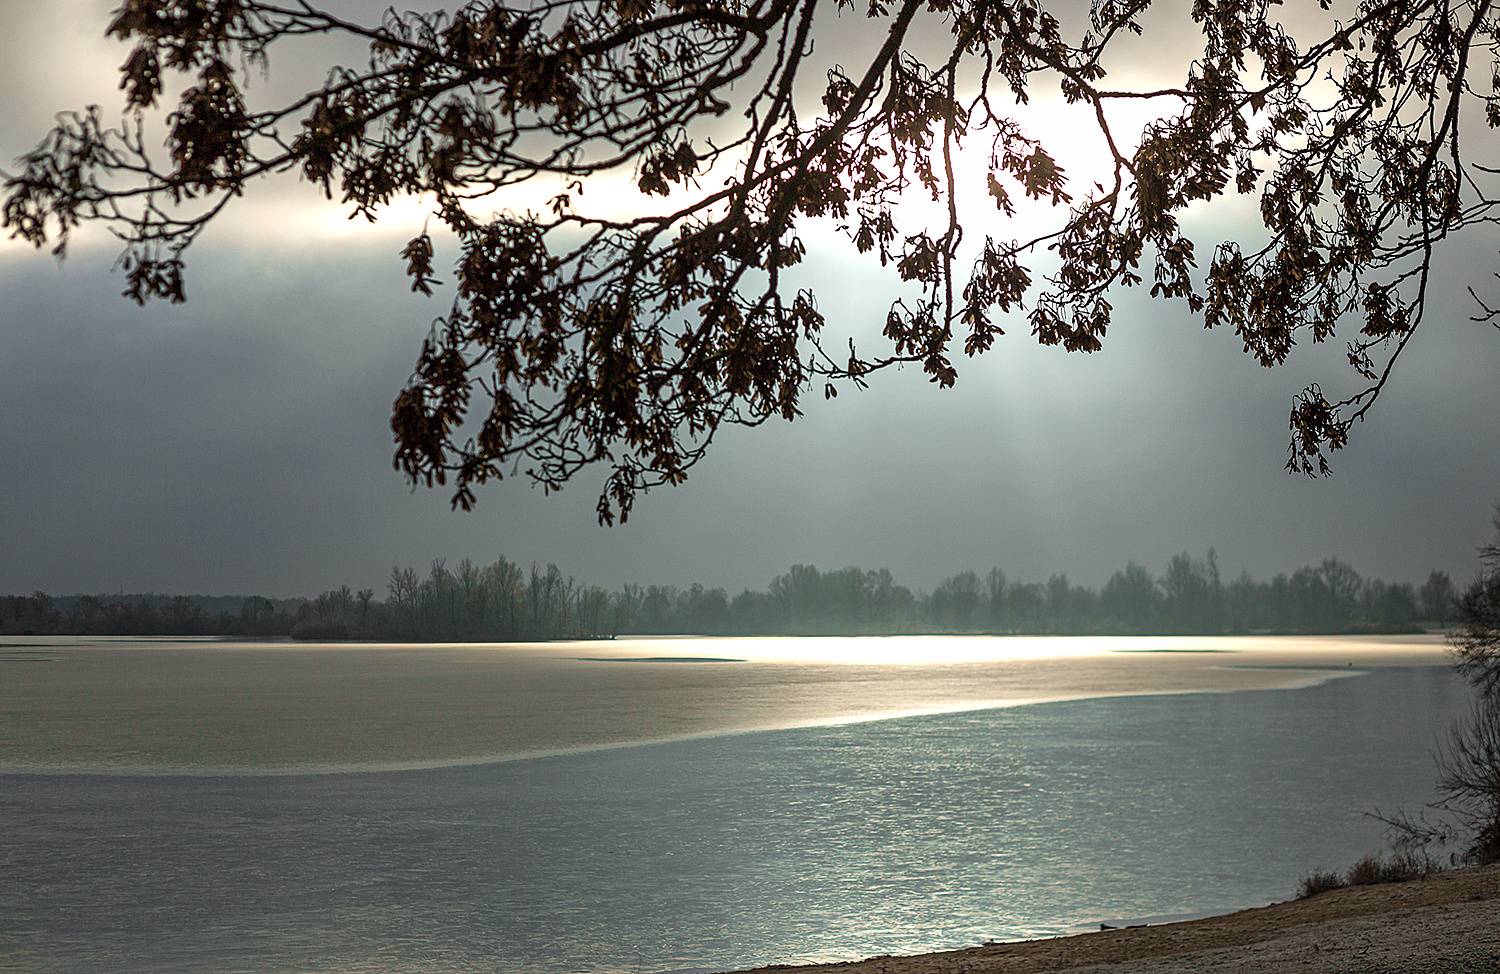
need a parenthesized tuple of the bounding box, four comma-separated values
(0, 635, 1474, 973)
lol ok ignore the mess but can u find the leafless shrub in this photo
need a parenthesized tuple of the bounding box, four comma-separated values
(1296, 870, 1346, 900)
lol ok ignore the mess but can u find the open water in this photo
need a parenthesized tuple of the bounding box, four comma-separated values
(0, 664, 1472, 974)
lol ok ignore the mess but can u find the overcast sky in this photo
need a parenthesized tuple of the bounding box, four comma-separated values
(2, 0, 1498, 600)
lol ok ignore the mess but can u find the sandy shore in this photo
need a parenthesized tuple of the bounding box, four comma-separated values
(0, 634, 1451, 770)
(729, 865, 1500, 974)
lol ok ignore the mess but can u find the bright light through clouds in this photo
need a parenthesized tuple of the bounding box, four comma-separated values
(878, 92, 1183, 250)
(197, 72, 1185, 259)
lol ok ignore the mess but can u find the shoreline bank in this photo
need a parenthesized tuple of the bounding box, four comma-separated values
(725, 865, 1500, 974)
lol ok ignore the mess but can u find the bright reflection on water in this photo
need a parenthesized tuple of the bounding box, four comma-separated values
(576, 633, 1439, 666)
(622, 634, 1122, 664)
(0, 663, 1473, 974)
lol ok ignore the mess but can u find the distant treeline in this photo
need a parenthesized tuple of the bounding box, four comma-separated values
(0, 592, 305, 638)
(2, 550, 1460, 641)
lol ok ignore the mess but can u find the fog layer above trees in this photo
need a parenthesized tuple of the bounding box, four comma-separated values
(2, 552, 1458, 642)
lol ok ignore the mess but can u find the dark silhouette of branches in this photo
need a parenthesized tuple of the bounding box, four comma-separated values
(1382, 506, 1500, 865)
(1432, 699, 1500, 863)
(1452, 506, 1500, 699)
(1435, 505, 1500, 863)
(6, 0, 1500, 517)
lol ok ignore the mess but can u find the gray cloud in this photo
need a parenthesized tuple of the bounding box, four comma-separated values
(2, 1, 1498, 601)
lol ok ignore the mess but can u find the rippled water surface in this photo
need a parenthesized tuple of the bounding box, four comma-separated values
(0, 663, 1471, 974)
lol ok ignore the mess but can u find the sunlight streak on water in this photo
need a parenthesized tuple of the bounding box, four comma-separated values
(570, 632, 1445, 665)
(633, 633, 1119, 664)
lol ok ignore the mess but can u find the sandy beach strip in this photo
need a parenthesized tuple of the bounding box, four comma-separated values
(727, 864, 1500, 973)
(0, 634, 1453, 771)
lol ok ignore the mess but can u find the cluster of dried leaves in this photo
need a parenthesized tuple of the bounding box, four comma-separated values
(5, 0, 1499, 520)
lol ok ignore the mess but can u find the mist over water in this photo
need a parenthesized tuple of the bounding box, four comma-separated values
(1, 659, 1471, 974)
